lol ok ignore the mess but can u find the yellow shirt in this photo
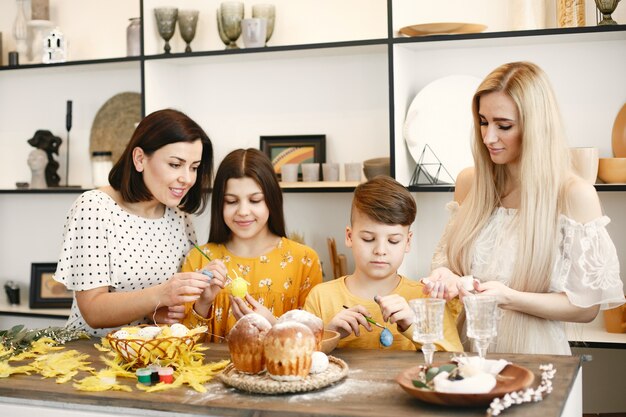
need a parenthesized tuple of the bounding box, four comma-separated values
(181, 237, 323, 342)
(304, 276, 463, 352)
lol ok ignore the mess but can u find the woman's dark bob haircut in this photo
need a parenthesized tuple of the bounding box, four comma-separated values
(209, 148, 286, 243)
(108, 108, 213, 214)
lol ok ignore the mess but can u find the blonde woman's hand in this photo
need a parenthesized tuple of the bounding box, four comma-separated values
(421, 267, 462, 300)
(157, 271, 212, 306)
(468, 279, 514, 307)
(229, 294, 277, 325)
(374, 294, 413, 332)
(327, 305, 372, 339)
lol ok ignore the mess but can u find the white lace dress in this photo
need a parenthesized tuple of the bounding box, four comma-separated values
(433, 202, 624, 355)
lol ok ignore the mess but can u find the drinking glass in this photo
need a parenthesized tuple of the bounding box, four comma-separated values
(154, 7, 178, 54)
(178, 9, 199, 53)
(252, 4, 275, 44)
(217, 2, 244, 49)
(410, 298, 445, 366)
(595, 0, 621, 25)
(463, 294, 498, 359)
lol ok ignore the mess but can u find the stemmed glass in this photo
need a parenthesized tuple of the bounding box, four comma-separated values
(154, 7, 178, 54)
(463, 294, 498, 360)
(409, 298, 445, 367)
(217, 2, 244, 49)
(252, 4, 275, 45)
(594, 0, 621, 25)
(178, 9, 199, 53)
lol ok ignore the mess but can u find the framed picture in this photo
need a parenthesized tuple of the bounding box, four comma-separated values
(260, 135, 326, 179)
(29, 262, 72, 309)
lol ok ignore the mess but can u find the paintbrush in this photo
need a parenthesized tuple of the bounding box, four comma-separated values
(188, 239, 212, 261)
(342, 305, 386, 329)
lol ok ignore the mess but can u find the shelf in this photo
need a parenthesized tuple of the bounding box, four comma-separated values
(409, 184, 626, 193)
(0, 56, 141, 72)
(0, 293, 70, 320)
(280, 181, 361, 193)
(0, 188, 90, 194)
(566, 316, 626, 349)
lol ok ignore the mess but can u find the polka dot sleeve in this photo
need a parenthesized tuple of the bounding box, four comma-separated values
(54, 191, 113, 291)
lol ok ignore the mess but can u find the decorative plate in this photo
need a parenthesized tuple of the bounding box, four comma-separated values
(612, 103, 626, 157)
(403, 75, 482, 181)
(219, 355, 348, 394)
(89, 92, 142, 164)
(396, 362, 535, 406)
(399, 22, 487, 37)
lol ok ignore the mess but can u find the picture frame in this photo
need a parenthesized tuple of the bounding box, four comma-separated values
(260, 135, 326, 179)
(29, 262, 72, 309)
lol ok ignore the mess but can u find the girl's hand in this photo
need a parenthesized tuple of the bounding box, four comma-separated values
(421, 267, 462, 300)
(327, 305, 372, 339)
(375, 295, 413, 332)
(230, 294, 277, 325)
(197, 260, 228, 304)
(157, 272, 212, 306)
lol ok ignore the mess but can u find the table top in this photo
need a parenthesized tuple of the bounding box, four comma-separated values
(0, 338, 581, 417)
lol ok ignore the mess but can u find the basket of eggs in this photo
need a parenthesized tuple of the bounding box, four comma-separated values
(104, 323, 207, 367)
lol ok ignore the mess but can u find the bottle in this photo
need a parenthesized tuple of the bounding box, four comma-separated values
(127, 17, 141, 57)
(91, 151, 113, 188)
(557, 0, 586, 27)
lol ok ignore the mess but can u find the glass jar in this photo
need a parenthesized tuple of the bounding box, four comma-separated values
(557, 0, 586, 27)
(92, 151, 113, 188)
(127, 17, 141, 56)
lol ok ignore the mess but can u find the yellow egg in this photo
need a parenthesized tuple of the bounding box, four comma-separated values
(231, 277, 249, 298)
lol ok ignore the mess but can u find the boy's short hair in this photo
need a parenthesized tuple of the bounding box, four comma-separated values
(351, 176, 416, 226)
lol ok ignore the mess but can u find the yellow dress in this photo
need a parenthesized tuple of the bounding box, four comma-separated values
(181, 237, 323, 342)
(304, 276, 463, 351)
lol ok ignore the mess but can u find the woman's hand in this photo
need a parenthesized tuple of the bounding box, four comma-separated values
(375, 295, 413, 332)
(327, 305, 372, 339)
(152, 304, 186, 325)
(157, 271, 212, 306)
(230, 294, 277, 325)
(421, 267, 463, 300)
(460, 279, 515, 307)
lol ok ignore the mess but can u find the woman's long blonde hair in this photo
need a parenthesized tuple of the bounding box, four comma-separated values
(446, 62, 570, 351)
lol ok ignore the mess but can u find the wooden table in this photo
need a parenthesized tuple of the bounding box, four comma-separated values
(0, 339, 582, 417)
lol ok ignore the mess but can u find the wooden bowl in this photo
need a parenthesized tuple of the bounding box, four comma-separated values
(598, 158, 626, 183)
(320, 329, 340, 354)
(363, 157, 390, 180)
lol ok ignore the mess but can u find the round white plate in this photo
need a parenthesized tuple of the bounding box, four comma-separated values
(403, 75, 482, 182)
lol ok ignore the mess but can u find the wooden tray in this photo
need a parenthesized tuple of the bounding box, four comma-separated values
(396, 362, 534, 406)
(399, 22, 487, 37)
(219, 355, 348, 394)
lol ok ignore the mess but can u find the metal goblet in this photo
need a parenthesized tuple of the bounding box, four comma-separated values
(252, 3, 275, 44)
(178, 9, 199, 53)
(217, 2, 244, 49)
(595, 0, 621, 25)
(154, 7, 178, 54)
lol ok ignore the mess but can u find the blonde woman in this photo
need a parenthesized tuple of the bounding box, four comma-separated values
(422, 61, 624, 354)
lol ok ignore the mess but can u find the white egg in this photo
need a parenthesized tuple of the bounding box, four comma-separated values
(113, 330, 129, 339)
(309, 351, 329, 374)
(170, 323, 189, 337)
(137, 326, 162, 340)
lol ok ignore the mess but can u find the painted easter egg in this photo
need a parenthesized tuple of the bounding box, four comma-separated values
(380, 328, 393, 347)
(170, 323, 189, 338)
(231, 277, 249, 298)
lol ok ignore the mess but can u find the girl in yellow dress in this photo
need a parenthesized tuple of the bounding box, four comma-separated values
(180, 148, 323, 341)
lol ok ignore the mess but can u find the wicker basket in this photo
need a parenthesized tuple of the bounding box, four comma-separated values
(105, 326, 203, 367)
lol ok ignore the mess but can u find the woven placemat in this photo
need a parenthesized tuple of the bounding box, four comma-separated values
(219, 356, 348, 394)
(89, 92, 141, 164)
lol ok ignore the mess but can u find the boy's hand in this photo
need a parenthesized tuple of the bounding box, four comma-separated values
(328, 305, 372, 339)
(421, 267, 462, 301)
(230, 294, 277, 325)
(375, 295, 413, 332)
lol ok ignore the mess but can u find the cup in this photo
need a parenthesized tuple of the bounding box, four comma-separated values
(301, 163, 320, 182)
(280, 163, 299, 182)
(344, 162, 362, 182)
(241, 18, 267, 48)
(322, 163, 339, 181)
(569, 147, 599, 184)
(4, 281, 20, 305)
(8, 51, 19, 67)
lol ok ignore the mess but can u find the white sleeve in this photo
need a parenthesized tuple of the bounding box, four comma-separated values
(553, 215, 624, 310)
(431, 201, 460, 270)
(54, 192, 113, 291)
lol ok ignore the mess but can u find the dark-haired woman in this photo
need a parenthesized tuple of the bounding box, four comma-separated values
(180, 148, 323, 341)
(54, 109, 225, 336)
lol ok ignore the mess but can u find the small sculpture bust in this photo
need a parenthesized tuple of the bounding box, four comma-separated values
(27, 129, 62, 187)
(27, 149, 47, 188)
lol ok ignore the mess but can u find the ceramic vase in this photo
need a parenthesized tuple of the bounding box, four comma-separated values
(510, 0, 547, 30)
(28, 20, 52, 63)
(569, 147, 599, 184)
(127, 18, 141, 56)
(557, 0, 586, 27)
(13, 0, 29, 60)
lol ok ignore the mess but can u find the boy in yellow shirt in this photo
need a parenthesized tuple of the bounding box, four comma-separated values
(304, 176, 462, 351)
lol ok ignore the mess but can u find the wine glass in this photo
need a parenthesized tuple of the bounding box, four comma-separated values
(217, 2, 244, 49)
(463, 294, 498, 360)
(178, 9, 199, 53)
(409, 298, 445, 367)
(154, 7, 178, 54)
(595, 0, 621, 25)
(252, 4, 275, 45)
